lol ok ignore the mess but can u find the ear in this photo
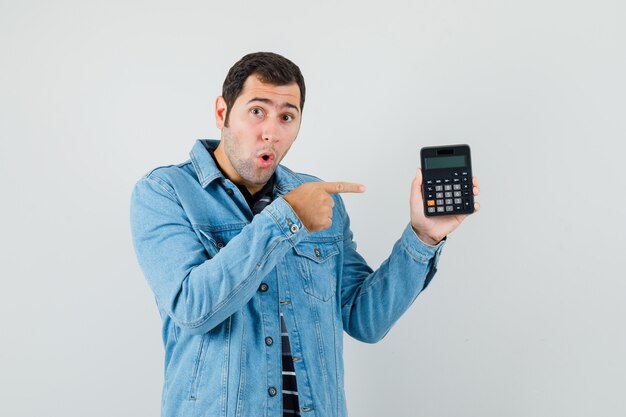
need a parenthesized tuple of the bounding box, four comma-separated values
(215, 96, 227, 129)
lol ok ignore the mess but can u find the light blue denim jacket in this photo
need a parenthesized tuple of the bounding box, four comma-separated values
(130, 140, 445, 417)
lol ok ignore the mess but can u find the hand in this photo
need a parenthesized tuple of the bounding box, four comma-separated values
(409, 168, 481, 246)
(284, 182, 365, 232)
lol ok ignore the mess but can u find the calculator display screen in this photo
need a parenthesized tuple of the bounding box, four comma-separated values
(425, 155, 466, 170)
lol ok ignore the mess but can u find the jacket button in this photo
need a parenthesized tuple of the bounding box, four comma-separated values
(216, 241, 224, 249)
(268, 387, 277, 397)
(259, 283, 269, 292)
(314, 248, 321, 257)
(265, 336, 273, 346)
(290, 224, 299, 234)
(225, 188, 234, 196)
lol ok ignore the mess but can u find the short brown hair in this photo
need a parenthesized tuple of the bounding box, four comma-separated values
(221, 52, 306, 126)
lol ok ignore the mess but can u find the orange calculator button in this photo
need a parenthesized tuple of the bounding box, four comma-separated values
(427, 200, 435, 207)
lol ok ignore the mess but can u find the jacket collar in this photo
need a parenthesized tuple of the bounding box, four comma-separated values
(189, 139, 223, 187)
(189, 139, 304, 194)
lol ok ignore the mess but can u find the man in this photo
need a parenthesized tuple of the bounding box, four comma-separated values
(130, 52, 480, 417)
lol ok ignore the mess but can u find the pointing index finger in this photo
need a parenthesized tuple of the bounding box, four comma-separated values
(319, 182, 366, 194)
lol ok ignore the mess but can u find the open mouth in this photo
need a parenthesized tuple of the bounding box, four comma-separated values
(257, 151, 275, 167)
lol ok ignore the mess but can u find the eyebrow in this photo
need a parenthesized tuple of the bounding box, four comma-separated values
(246, 97, 300, 113)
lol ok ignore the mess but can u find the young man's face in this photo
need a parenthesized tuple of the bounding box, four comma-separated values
(215, 75, 302, 193)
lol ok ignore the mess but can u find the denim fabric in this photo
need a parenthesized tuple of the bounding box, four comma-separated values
(130, 139, 445, 417)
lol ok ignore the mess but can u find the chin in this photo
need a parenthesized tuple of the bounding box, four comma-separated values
(245, 173, 272, 185)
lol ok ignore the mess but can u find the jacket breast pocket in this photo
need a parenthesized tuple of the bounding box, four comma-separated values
(195, 223, 247, 258)
(293, 240, 340, 302)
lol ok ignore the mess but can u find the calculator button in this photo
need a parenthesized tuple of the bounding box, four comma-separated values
(427, 200, 435, 207)
(427, 207, 435, 213)
(426, 193, 435, 199)
(453, 178, 460, 183)
(426, 180, 434, 185)
(444, 192, 452, 198)
(446, 206, 453, 212)
(462, 184, 470, 190)
(454, 198, 462, 204)
(445, 199, 452, 205)
(453, 191, 462, 197)
(437, 207, 444, 213)
(453, 184, 461, 190)
(436, 192, 443, 199)
(426, 185, 435, 192)
(455, 205, 462, 211)
(462, 177, 469, 182)
(435, 179, 442, 185)
(444, 185, 452, 191)
(436, 199, 444, 205)
(453, 172, 460, 177)
(463, 190, 471, 196)
(462, 171, 468, 176)
(444, 178, 452, 184)
(435, 185, 443, 192)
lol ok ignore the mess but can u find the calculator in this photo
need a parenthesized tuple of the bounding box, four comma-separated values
(421, 144, 474, 217)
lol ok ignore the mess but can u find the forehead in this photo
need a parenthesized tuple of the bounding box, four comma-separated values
(235, 75, 301, 110)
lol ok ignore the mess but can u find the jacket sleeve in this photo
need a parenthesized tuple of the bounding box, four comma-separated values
(336, 195, 445, 343)
(130, 174, 308, 335)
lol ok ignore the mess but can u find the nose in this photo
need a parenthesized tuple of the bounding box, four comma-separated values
(261, 119, 280, 143)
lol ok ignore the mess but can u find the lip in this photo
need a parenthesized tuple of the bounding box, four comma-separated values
(257, 150, 276, 159)
(256, 151, 275, 168)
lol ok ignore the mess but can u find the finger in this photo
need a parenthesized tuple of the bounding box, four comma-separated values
(320, 182, 366, 194)
(318, 215, 333, 230)
(474, 202, 481, 212)
(412, 168, 423, 197)
(414, 168, 423, 185)
(473, 176, 479, 187)
(473, 186, 480, 196)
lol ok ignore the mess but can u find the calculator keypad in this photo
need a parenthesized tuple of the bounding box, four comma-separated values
(424, 171, 472, 215)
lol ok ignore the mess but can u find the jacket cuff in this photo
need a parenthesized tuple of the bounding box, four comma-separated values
(262, 197, 309, 246)
(401, 223, 446, 265)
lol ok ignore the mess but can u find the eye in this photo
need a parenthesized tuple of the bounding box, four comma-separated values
(250, 107, 264, 118)
(282, 114, 294, 122)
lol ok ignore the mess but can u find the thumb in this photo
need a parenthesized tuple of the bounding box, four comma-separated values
(414, 168, 423, 185)
(412, 168, 424, 199)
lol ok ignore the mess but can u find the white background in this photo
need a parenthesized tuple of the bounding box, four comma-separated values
(1, 1, 625, 416)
